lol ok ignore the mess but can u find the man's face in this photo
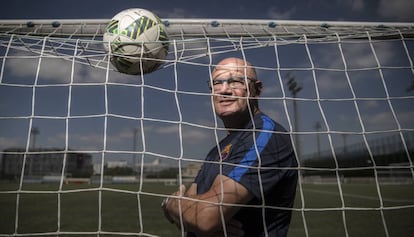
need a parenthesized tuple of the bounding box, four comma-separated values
(211, 60, 257, 119)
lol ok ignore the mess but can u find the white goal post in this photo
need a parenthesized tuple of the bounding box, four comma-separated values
(0, 18, 414, 237)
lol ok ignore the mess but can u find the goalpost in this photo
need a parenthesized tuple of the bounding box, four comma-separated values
(0, 18, 413, 237)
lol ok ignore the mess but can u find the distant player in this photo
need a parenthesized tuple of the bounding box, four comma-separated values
(162, 57, 298, 237)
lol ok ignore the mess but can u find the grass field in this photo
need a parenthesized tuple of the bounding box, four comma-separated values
(0, 181, 413, 236)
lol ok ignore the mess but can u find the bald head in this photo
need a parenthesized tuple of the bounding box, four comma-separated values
(212, 57, 257, 80)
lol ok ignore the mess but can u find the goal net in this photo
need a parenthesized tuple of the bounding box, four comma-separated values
(0, 18, 413, 236)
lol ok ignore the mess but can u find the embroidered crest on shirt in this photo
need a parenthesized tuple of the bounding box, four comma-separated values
(220, 144, 232, 160)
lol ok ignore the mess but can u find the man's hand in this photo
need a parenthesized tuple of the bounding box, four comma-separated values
(161, 175, 252, 236)
(162, 184, 191, 227)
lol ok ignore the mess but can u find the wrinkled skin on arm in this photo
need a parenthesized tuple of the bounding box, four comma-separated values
(164, 174, 253, 237)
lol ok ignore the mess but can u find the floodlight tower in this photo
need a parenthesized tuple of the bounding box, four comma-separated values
(287, 73, 302, 158)
(132, 128, 139, 173)
(314, 121, 321, 157)
(30, 127, 39, 149)
(29, 127, 39, 177)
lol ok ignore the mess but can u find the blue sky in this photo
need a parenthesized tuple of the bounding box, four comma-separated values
(1, 0, 414, 168)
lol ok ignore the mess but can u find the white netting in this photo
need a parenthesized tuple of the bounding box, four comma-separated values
(0, 19, 413, 236)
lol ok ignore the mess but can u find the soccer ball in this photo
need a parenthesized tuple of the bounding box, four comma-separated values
(103, 8, 169, 75)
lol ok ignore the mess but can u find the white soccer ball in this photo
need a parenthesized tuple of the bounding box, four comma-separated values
(103, 8, 169, 75)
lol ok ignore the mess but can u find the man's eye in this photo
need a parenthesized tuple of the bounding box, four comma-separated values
(228, 79, 244, 84)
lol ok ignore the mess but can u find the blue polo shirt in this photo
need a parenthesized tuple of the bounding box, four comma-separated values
(189, 113, 298, 237)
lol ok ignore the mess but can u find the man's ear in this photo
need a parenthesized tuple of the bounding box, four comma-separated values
(254, 80, 263, 96)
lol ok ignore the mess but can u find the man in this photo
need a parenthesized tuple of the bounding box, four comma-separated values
(162, 57, 298, 237)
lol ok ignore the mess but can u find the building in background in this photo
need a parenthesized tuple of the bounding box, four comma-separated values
(1, 148, 93, 180)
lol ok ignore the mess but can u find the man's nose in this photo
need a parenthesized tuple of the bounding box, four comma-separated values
(216, 82, 232, 94)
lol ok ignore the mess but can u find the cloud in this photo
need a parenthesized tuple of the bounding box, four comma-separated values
(364, 110, 398, 130)
(359, 102, 414, 131)
(5, 49, 134, 84)
(151, 123, 211, 143)
(337, 0, 365, 12)
(5, 38, 141, 84)
(361, 100, 380, 109)
(266, 7, 297, 20)
(312, 39, 397, 92)
(396, 110, 414, 128)
(7, 54, 73, 82)
(156, 8, 199, 19)
(378, 0, 414, 21)
(0, 137, 22, 150)
(349, 0, 365, 12)
(5, 54, 71, 82)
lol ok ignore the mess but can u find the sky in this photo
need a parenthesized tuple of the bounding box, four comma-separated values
(1, 0, 414, 22)
(1, 0, 414, 169)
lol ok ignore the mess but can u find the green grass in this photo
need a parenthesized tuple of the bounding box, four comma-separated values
(0, 182, 413, 236)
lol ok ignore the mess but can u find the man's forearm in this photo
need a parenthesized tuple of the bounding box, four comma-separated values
(162, 184, 225, 235)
